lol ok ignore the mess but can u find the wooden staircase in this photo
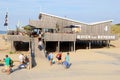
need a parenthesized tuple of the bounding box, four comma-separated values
(31, 38, 48, 68)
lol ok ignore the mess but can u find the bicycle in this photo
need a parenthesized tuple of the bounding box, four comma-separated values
(1, 68, 7, 73)
(1, 67, 13, 74)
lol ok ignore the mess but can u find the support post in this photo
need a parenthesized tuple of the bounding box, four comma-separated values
(89, 41, 91, 49)
(58, 41, 60, 52)
(11, 41, 14, 52)
(44, 41, 46, 53)
(71, 42, 73, 51)
(107, 40, 110, 48)
(29, 39, 32, 69)
(74, 41, 76, 53)
(11, 41, 12, 52)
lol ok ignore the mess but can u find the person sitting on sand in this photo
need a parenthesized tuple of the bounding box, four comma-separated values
(56, 52, 62, 64)
(48, 52, 54, 65)
(18, 55, 30, 69)
(19, 54, 25, 65)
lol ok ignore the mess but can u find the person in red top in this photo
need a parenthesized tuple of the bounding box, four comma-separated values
(56, 52, 62, 64)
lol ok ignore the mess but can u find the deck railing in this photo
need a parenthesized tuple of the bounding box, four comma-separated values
(44, 33, 118, 41)
(44, 33, 76, 41)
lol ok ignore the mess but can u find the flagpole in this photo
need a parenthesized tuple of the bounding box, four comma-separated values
(6, 8, 9, 31)
(6, 25, 9, 31)
(4, 12, 9, 33)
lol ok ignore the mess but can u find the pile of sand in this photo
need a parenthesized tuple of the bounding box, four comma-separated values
(0, 34, 11, 52)
(110, 38, 120, 48)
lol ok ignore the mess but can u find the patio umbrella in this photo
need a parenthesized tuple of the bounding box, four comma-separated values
(64, 25, 78, 28)
(64, 25, 81, 33)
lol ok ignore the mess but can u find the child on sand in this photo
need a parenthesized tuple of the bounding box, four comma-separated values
(48, 52, 55, 65)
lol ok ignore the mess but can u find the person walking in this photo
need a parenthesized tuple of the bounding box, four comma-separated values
(62, 52, 71, 69)
(65, 52, 70, 63)
(4, 55, 11, 74)
(38, 38, 43, 50)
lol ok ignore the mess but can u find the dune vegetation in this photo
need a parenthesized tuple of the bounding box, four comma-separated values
(111, 24, 120, 37)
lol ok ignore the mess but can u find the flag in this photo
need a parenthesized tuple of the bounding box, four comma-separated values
(4, 12, 8, 26)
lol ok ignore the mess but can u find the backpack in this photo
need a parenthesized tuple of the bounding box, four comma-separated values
(47, 55, 51, 61)
(10, 59, 14, 67)
(52, 59, 55, 64)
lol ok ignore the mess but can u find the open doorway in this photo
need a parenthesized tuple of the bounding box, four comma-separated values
(14, 41, 29, 51)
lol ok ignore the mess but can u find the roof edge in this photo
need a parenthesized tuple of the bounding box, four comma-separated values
(89, 20, 113, 25)
(40, 12, 89, 25)
(40, 12, 113, 25)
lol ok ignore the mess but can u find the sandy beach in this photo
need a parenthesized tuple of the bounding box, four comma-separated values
(0, 34, 120, 80)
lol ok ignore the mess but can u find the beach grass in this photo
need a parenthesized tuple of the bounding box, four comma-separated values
(111, 24, 120, 37)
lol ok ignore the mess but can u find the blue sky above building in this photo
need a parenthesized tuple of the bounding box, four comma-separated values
(0, 0, 120, 31)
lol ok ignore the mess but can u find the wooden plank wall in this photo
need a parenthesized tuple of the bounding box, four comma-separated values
(44, 33, 76, 41)
(30, 13, 112, 36)
(89, 22, 111, 35)
(38, 13, 87, 31)
(78, 22, 112, 35)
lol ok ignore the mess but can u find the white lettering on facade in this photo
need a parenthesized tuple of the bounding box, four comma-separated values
(77, 35, 115, 40)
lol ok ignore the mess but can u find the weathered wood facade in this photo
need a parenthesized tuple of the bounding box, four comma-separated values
(30, 13, 88, 33)
(29, 13, 117, 52)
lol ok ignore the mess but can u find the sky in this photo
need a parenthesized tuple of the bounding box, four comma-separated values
(0, 0, 120, 31)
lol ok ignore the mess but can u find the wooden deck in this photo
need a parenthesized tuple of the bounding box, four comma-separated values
(6, 35, 30, 41)
(44, 33, 117, 41)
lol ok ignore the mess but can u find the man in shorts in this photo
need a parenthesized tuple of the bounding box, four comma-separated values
(4, 55, 11, 74)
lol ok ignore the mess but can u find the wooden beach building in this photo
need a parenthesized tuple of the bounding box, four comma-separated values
(4, 12, 117, 69)
(29, 13, 117, 52)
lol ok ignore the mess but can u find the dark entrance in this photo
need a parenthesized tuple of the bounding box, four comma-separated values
(14, 41, 29, 51)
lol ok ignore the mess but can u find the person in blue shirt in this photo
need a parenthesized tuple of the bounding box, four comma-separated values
(65, 52, 70, 63)
(62, 52, 71, 69)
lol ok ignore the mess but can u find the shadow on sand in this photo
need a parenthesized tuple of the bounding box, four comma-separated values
(31, 52, 37, 68)
(0, 63, 4, 66)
